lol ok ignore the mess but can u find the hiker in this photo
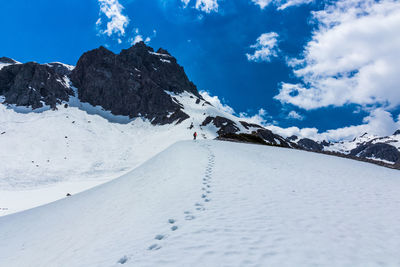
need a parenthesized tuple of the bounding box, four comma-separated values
(193, 132, 197, 140)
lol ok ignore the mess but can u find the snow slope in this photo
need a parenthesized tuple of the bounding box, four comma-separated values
(0, 90, 247, 216)
(1, 140, 399, 267)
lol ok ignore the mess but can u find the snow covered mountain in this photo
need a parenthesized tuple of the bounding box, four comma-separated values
(289, 132, 400, 167)
(0, 43, 399, 218)
(1, 140, 400, 267)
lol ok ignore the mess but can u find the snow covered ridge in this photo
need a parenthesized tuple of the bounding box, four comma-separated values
(1, 42, 399, 170)
(286, 131, 400, 168)
(1, 141, 400, 267)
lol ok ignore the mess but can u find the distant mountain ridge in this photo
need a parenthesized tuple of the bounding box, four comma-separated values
(0, 44, 399, 169)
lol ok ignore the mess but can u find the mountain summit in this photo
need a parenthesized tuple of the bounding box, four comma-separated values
(0, 43, 399, 168)
(71, 42, 200, 124)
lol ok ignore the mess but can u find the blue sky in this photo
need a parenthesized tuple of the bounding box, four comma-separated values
(1, 0, 400, 140)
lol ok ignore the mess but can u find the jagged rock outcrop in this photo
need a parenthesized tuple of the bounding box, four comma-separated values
(239, 121, 263, 130)
(256, 129, 294, 148)
(201, 116, 240, 135)
(47, 63, 73, 77)
(394, 130, 400, 136)
(350, 142, 400, 164)
(0, 57, 18, 64)
(70, 42, 198, 124)
(0, 62, 73, 109)
(297, 138, 324, 151)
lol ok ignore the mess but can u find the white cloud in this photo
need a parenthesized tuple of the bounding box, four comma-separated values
(200, 91, 235, 115)
(202, 91, 399, 141)
(268, 109, 400, 142)
(251, 0, 312, 10)
(287, 111, 304, 120)
(98, 0, 130, 37)
(181, 0, 219, 13)
(246, 32, 279, 62)
(128, 28, 152, 45)
(251, 0, 273, 9)
(131, 35, 143, 45)
(275, 0, 400, 110)
(239, 109, 270, 125)
(200, 91, 270, 125)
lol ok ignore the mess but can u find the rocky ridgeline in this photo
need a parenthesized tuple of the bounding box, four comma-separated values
(1, 46, 400, 168)
(70, 42, 200, 124)
(0, 60, 73, 109)
(0, 42, 200, 124)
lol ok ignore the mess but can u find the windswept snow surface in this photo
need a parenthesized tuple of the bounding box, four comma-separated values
(1, 141, 400, 267)
(0, 91, 238, 216)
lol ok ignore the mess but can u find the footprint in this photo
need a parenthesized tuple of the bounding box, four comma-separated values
(204, 199, 211, 202)
(184, 211, 191, 214)
(206, 185, 211, 188)
(201, 194, 207, 198)
(171, 225, 178, 231)
(185, 215, 196, 220)
(195, 203, 203, 207)
(168, 219, 176, 224)
(155, 234, 165, 240)
(196, 207, 205, 211)
(148, 244, 161, 250)
(206, 191, 212, 194)
(118, 256, 129, 264)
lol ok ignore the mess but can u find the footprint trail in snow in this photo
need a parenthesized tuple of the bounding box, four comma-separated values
(117, 142, 216, 264)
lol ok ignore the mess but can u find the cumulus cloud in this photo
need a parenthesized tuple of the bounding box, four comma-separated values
(287, 110, 304, 120)
(200, 91, 270, 125)
(268, 109, 400, 141)
(202, 91, 398, 141)
(246, 32, 279, 62)
(251, 0, 312, 10)
(128, 28, 152, 45)
(275, 0, 400, 110)
(239, 109, 270, 125)
(97, 0, 130, 37)
(200, 91, 235, 115)
(181, 0, 219, 13)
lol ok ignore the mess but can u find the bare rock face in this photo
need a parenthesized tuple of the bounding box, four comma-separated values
(256, 129, 294, 148)
(0, 62, 73, 109)
(202, 116, 240, 135)
(350, 142, 400, 164)
(70, 42, 198, 124)
(0, 57, 18, 64)
(297, 138, 324, 151)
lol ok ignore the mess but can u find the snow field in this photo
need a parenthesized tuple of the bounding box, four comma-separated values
(1, 140, 400, 266)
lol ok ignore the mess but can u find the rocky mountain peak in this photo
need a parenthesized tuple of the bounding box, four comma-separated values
(70, 43, 200, 124)
(0, 57, 18, 64)
(0, 62, 73, 109)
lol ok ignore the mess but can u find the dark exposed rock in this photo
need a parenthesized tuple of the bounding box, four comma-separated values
(350, 142, 400, 163)
(256, 129, 293, 148)
(201, 116, 240, 135)
(217, 133, 267, 146)
(0, 62, 73, 109)
(70, 42, 197, 124)
(297, 138, 323, 151)
(0, 57, 18, 64)
(287, 135, 298, 141)
(321, 140, 330, 147)
(201, 116, 214, 126)
(47, 63, 73, 77)
(239, 121, 263, 130)
(394, 130, 400, 136)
